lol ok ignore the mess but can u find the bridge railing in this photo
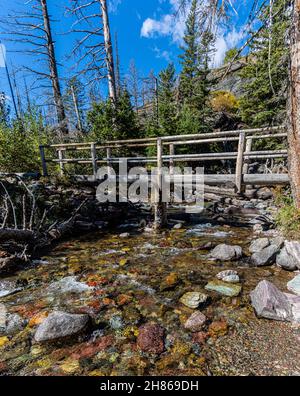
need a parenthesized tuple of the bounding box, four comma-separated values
(39, 126, 288, 193)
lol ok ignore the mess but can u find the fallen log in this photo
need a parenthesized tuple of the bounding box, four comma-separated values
(0, 229, 35, 243)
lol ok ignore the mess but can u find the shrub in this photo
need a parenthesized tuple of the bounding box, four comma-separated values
(210, 91, 239, 114)
(0, 113, 48, 173)
(275, 190, 300, 238)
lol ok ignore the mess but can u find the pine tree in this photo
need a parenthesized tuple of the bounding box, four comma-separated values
(178, 0, 199, 104)
(178, 0, 215, 134)
(239, 0, 290, 127)
(88, 89, 139, 141)
(158, 63, 177, 136)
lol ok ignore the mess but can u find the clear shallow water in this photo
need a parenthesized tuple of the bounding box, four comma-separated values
(0, 224, 299, 376)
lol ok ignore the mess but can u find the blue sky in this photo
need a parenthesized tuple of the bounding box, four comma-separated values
(0, 0, 256, 116)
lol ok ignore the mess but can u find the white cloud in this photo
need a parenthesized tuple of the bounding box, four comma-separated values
(141, 0, 187, 44)
(153, 46, 172, 62)
(212, 27, 246, 67)
(0, 43, 6, 68)
(141, 1, 246, 68)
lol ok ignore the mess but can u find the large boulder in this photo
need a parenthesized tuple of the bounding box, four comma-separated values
(249, 238, 270, 254)
(34, 311, 90, 342)
(284, 241, 300, 270)
(285, 293, 300, 324)
(287, 274, 300, 296)
(251, 245, 280, 267)
(276, 247, 298, 271)
(250, 280, 292, 321)
(209, 244, 243, 261)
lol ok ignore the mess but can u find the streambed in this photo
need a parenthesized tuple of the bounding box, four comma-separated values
(0, 223, 299, 376)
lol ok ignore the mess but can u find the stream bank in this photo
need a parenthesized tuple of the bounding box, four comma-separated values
(0, 179, 299, 376)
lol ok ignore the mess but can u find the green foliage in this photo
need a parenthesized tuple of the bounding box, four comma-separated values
(239, 0, 291, 127)
(224, 48, 239, 65)
(88, 89, 140, 141)
(275, 191, 300, 238)
(158, 63, 177, 136)
(0, 111, 48, 173)
(178, 0, 215, 134)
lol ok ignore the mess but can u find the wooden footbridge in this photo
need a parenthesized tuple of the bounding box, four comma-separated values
(40, 126, 289, 227)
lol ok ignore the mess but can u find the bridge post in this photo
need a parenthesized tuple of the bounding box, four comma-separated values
(169, 143, 175, 178)
(58, 149, 65, 176)
(39, 145, 48, 177)
(243, 137, 253, 175)
(154, 137, 167, 229)
(91, 143, 98, 180)
(106, 147, 113, 176)
(235, 132, 246, 194)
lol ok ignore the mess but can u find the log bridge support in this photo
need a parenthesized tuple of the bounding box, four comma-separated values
(40, 126, 289, 228)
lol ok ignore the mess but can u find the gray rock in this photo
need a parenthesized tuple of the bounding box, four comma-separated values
(0, 304, 26, 336)
(285, 293, 300, 324)
(249, 238, 270, 254)
(216, 270, 240, 283)
(0, 280, 23, 298)
(34, 311, 90, 342)
(256, 187, 273, 200)
(184, 311, 207, 332)
(251, 245, 280, 267)
(209, 244, 243, 261)
(119, 233, 130, 238)
(276, 247, 298, 271)
(47, 276, 92, 295)
(270, 237, 285, 250)
(173, 223, 183, 230)
(250, 280, 292, 321)
(253, 224, 264, 234)
(285, 241, 300, 270)
(287, 274, 300, 296)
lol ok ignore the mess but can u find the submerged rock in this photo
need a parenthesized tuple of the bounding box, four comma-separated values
(179, 292, 208, 309)
(184, 312, 207, 332)
(216, 270, 240, 283)
(0, 280, 23, 298)
(137, 323, 165, 354)
(47, 276, 92, 294)
(208, 320, 228, 338)
(287, 274, 300, 296)
(34, 311, 90, 342)
(0, 304, 26, 336)
(251, 245, 279, 267)
(250, 280, 292, 321)
(249, 238, 270, 254)
(205, 280, 241, 297)
(276, 247, 298, 271)
(160, 273, 179, 291)
(209, 244, 242, 261)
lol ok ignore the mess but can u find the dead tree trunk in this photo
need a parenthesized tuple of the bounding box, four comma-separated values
(40, 0, 68, 133)
(288, 0, 300, 208)
(99, 0, 117, 106)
